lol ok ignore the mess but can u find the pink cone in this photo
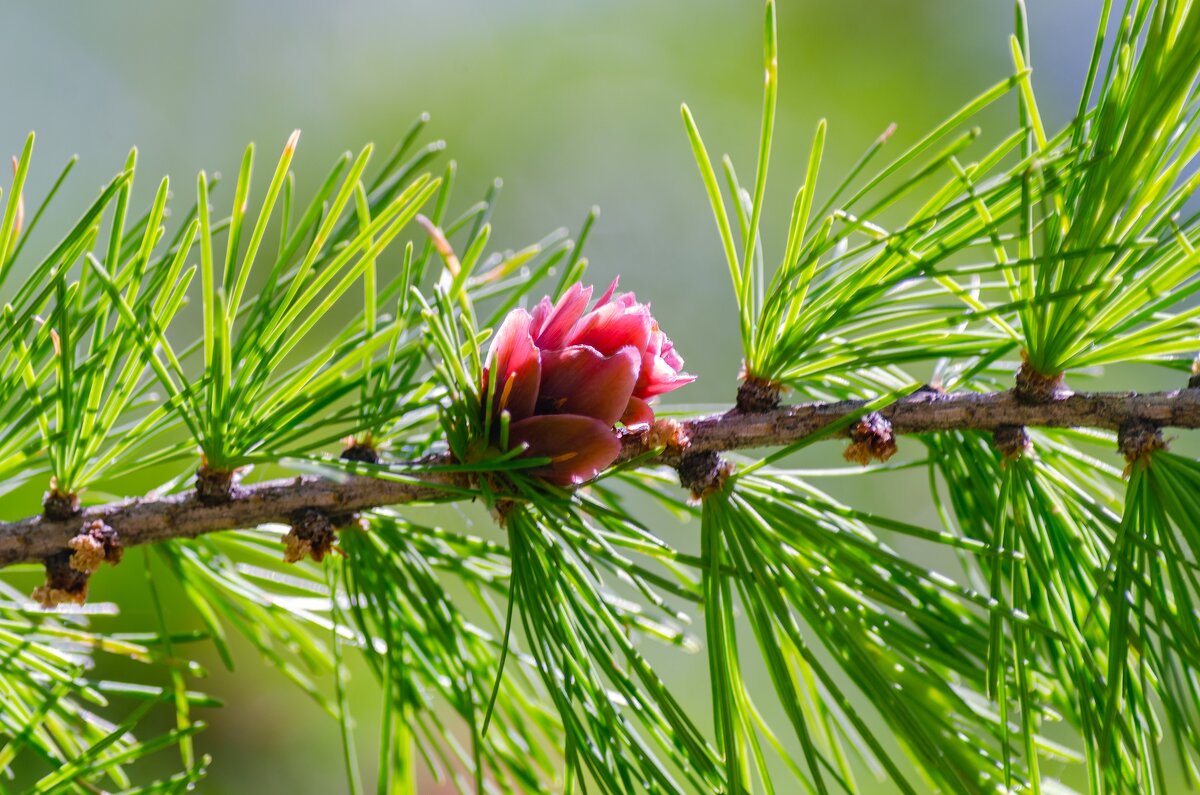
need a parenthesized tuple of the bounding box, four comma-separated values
(482, 279, 694, 484)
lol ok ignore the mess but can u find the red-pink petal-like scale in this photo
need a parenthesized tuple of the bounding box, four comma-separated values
(539, 345, 641, 425)
(508, 414, 623, 485)
(485, 309, 542, 421)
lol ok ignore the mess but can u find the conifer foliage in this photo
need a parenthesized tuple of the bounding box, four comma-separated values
(1, 1, 1200, 792)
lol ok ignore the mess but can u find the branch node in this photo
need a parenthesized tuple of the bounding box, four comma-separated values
(677, 450, 733, 501)
(282, 508, 354, 563)
(993, 425, 1033, 463)
(32, 551, 90, 608)
(736, 375, 783, 413)
(1189, 373, 1200, 390)
(43, 487, 79, 521)
(341, 438, 380, 465)
(196, 465, 238, 504)
(1014, 359, 1070, 404)
(491, 498, 519, 528)
(31, 520, 123, 609)
(844, 412, 897, 466)
(1118, 419, 1166, 471)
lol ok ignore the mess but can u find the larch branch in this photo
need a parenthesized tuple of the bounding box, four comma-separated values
(2, 387, 1199, 569)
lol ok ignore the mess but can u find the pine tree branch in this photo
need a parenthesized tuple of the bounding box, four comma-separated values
(2, 386, 1198, 569)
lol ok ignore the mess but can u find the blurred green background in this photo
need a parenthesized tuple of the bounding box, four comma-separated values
(1, 2, 1134, 792)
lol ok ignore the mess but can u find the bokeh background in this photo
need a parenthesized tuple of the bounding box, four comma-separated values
(1, 1, 1149, 792)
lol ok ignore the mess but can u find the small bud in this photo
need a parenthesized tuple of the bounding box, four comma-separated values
(1118, 419, 1166, 474)
(677, 450, 733, 502)
(68, 520, 122, 573)
(844, 412, 897, 466)
(993, 425, 1033, 463)
(282, 508, 350, 563)
(68, 533, 106, 574)
(341, 436, 380, 464)
(645, 417, 690, 455)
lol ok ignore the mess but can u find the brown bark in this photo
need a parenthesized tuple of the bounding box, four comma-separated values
(631, 387, 1200, 465)
(2, 387, 1198, 569)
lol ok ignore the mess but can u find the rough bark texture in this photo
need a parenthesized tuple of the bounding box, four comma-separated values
(1, 472, 466, 568)
(628, 387, 1200, 466)
(2, 387, 1199, 569)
